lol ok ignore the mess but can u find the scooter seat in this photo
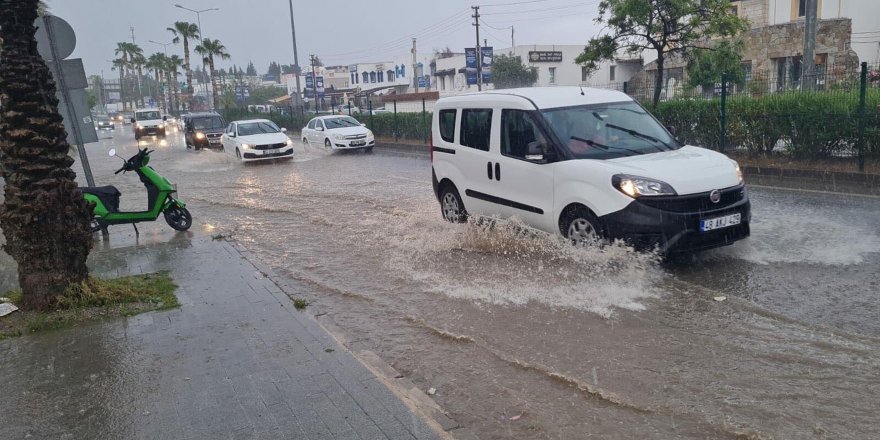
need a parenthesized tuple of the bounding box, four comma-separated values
(80, 186, 121, 213)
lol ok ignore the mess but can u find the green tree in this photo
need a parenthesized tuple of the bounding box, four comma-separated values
(266, 61, 281, 79)
(576, 0, 748, 106)
(0, 0, 94, 311)
(167, 21, 200, 103)
(491, 54, 538, 89)
(246, 61, 257, 76)
(195, 38, 231, 110)
(86, 89, 98, 110)
(146, 53, 169, 112)
(164, 55, 184, 113)
(685, 40, 746, 93)
(130, 49, 146, 107)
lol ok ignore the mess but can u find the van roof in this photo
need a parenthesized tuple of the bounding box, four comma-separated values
(438, 86, 633, 110)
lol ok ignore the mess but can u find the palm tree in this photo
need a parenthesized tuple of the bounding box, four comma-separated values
(165, 55, 184, 114)
(130, 50, 146, 107)
(0, 0, 94, 311)
(167, 21, 200, 109)
(110, 57, 127, 111)
(146, 53, 168, 113)
(114, 42, 142, 109)
(195, 38, 230, 110)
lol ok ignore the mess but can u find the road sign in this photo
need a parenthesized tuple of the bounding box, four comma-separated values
(35, 15, 75, 60)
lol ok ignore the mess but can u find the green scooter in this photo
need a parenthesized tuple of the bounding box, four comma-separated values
(81, 148, 192, 234)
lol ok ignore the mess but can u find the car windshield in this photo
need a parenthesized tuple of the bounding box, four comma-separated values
(323, 117, 361, 129)
(192, 116, 225, 130)
(541, 101, 680, 160)
(137, 111, 161, 120)
(237, 121, 281, 136)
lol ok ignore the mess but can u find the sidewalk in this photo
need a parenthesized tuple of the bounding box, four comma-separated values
(0, 235, 444, 440)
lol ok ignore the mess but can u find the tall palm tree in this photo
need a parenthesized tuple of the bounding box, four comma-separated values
(114, 42, 142, 109)
(111, 57, 127, 111)
(146, 53, 168, 113)
(195, 38, 230, 110)
(130, 49, 146, 107)
(165, 55, 184, 114)
(0, 0, 94, 311)
(167, 21, 200, 109)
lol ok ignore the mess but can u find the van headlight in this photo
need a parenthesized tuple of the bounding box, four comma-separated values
(733, 161, 743, 184)
(195, 132, 206, 139)
(612, 174, 676, 198)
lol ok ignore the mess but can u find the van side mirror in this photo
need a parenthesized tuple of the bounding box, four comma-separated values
(130, 118, 136, 123)
(281, 127, 287, 132)
(163, 115, 167, 121)
(525, 141, 547, 162)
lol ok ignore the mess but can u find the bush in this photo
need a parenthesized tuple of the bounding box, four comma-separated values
(650, 89, 880, 159)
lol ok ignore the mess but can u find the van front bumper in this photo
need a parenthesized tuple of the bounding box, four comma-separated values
(600, 185, 751, 254)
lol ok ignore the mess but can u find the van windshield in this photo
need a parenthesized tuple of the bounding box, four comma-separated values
(192, 116, 225, 130)
(137, 111, 161, 120)
(541, 101, 680, 160)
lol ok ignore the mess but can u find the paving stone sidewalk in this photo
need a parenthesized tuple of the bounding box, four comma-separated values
(0, 235, 443, 440)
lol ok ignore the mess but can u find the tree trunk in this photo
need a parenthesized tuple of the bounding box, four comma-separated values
(0, 0, 94, 311)
(136, 65, 145, 107)
(183, 38, 192, 111)
(652, 53, 665, 107)
(209, 58, 218, 111)
(118, 68, 126, 111)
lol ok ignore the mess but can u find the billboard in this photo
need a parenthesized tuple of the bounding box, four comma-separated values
(304, 74, 325, 98)
(528, 51, 563, 62)
(466, 47, 493, 85)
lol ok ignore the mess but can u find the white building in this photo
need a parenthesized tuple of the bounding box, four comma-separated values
(432, 45, 642, 97)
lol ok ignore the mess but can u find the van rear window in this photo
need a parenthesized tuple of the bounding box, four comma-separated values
(438, 109, 456, 143)
(460, 109, 492, 151)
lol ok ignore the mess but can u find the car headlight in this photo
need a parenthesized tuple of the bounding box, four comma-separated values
(612, 174, 676, 198)
(286, 139, 293, 146)
(136, 123, 143, 129)
(159, 122, 165, 128)
(733, 161, 743, 184)
(333, 133, 345, 140)
(195, 132, 206, 139)
(240, 143, 251, 149)
(366, 130, 373, 137)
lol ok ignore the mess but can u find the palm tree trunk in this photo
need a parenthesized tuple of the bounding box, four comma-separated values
(136, 65, 145, 107)
(0, 0, 94, 311)
(118, 68, 126, 111)
(209, 58, 218, 110)
(183, 38, 193, 111)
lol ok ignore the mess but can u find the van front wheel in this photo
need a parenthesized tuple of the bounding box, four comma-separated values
(561, 206, 603, 246)
(439, 185, 467, 223)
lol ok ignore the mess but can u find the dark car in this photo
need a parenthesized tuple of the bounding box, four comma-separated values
(184, 112, 227, 150)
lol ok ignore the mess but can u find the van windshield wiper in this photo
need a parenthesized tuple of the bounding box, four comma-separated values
(570, 136, 645, 156)
(604, 123, 670, 152)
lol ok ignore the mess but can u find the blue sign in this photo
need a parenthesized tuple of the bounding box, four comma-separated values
(481, 46, 493, 84)
(418, 77, 426, 88)
(465, 48, 478, 85)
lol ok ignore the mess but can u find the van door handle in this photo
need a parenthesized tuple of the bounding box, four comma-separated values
(487, 162, 493, 180)
(495, 163, 501, 181)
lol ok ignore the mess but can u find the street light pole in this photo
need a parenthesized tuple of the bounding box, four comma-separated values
(148, 39, 171, 55)
(288, 0, 302, 109)
(174, 4, 219, 37)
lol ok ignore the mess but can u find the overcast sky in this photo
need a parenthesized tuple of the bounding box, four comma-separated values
(46, 0, 603, 77)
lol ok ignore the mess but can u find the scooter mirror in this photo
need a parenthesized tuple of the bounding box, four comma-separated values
(108, 149, 117, 157)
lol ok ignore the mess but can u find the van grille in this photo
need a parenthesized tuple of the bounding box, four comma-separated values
(637, 185, 745, 213)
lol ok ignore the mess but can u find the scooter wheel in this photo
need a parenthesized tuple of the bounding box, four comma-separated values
(164, 206, 192, 231)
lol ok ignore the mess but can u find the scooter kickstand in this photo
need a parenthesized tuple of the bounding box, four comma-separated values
(132, 223, 139, 236)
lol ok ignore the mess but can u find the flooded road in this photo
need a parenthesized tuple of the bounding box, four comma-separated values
(13, 124, 879, 438)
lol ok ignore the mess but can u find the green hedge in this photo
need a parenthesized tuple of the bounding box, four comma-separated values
(651, 89, 880, 159)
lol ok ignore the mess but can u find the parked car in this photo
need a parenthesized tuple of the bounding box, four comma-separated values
(183, 112, 226, 150)
(301, 115, 375, 153)
(131, 108, 167, 140)
(430, 86, 750, 255)
(94, 115, 115, 131)
(220, 119, 294, 162)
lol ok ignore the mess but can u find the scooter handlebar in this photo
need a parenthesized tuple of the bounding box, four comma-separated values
(114, 167, 125, 174)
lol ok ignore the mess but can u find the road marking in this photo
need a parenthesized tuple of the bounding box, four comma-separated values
(749, 184, 880, 200)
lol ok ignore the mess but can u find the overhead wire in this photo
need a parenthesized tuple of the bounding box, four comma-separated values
(481, 1, 594, 16)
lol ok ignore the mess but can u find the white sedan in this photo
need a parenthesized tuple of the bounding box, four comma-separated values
(220, 119, 295, 162)
(301, 115, 375, 153)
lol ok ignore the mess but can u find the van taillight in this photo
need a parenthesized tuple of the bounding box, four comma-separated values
(429, 132, 433, 162)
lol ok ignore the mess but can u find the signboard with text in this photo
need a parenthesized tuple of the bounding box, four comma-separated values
(481, 46, 493, 83)
(528, 51, 563, 62)
(465, 47, 478, 85)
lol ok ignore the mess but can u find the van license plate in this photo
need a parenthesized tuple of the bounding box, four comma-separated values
(700, 213, 741, 232)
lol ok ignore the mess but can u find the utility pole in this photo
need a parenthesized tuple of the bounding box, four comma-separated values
(803, 0, 818, 90)
(412, 38, 419, 93)
(130, 26, 143, 108)
(472, 5, 482, 91)
(511, 26, 515, 54)
(310, 54, 318, 112)
(288, 0, 302, 108)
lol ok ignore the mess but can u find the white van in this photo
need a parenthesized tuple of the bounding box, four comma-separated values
(131, 108, 167, 140)
(430, 87, 750, 254)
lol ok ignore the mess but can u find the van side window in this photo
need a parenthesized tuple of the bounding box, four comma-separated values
(438, 109, 456, 143)
(460, 109, 492, 151)
(501, 110, 547, 160)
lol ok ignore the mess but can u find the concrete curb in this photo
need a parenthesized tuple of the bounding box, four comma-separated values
(226, 239, 473, 440)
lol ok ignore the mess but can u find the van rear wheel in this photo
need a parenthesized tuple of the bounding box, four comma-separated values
(439, 185, 467, 223)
